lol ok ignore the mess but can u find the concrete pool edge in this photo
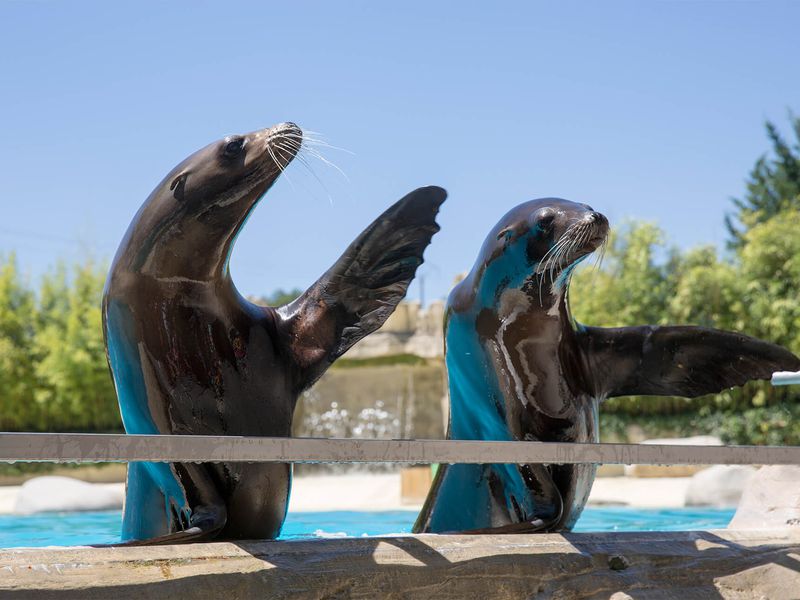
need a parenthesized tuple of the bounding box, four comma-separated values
(2, 529, 799, 599)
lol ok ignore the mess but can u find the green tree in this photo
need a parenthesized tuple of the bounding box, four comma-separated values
(0, 254, 39, 430)
(737, 210, 800, 352)
(666, 246, 740, 331)
(250, 288, 303, 307)
(726, 115, 800, 249)
(571, 222, 673, 327)
(33, 260, 119, 431)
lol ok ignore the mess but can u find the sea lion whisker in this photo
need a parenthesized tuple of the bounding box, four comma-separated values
(538, 227, 573, 273)
(539, 220, 584, 302)
(268, 145, 300, 194)
(266, 144, 282, 171)
(537, 219, 584, 295)
(276, 136, 301, 147)
(536, 241, 561, 288)
(281, 128, 354, 158)
(598, 238, 609, 268)
(584, 239, 608, 287)
(551, 221, 589, 287)
(275, 139, 303, 157)
(302, 146, 351, 182)
(275, 142, 335, 205)
(267, 144, 290, 173)
(279, 130, 350, 152)
(573, 224, 592, 264)
(298, 138, 355, 155)
(546, 222, 580, 267)
(552, 235, 575, 286)
(538, 233, 573, 297)
(538, 234, 569, 282)
(275, 142, 316, 178)
(274, 139, 301, 157)
(593, 237, 608, 271)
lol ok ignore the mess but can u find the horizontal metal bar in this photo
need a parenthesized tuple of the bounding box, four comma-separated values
(772, 371, 800, 386)
(1, 432, 799, 466)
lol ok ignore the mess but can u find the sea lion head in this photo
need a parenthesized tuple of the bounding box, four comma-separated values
(462, 198, 609, 309)
(163, 122, 302, 213)
(114, 122, 303, 279)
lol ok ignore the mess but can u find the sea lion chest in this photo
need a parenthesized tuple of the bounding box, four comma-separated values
(104, 274, 294, 437)
(446, 289, 596, 444)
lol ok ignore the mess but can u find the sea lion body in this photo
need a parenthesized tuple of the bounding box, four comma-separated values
(105, 275, 293, 540)
(103, 123, 446, 543)
(415, 198, 800, 534)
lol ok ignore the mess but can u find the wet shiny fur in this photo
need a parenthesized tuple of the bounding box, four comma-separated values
(103, 123, 445, 543)
(414, 198, 800, 534)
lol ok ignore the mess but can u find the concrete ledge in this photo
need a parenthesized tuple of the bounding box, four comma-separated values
(3, 530, 800, 599)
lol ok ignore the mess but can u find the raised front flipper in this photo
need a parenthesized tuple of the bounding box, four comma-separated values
(580, 325, 800, 398)
(279, 186, 446, 388)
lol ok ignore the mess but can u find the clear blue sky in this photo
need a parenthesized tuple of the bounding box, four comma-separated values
(1, 1, 799, 303)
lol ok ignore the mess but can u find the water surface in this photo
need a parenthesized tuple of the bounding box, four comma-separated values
(0, 507, 736, 548)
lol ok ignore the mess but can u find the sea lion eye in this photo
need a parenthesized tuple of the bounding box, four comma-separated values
(223, 137, 245, 158)
(537, 211, 556, 232)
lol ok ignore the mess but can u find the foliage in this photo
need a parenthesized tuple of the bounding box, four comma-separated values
(570, 222, 675, 328)
(0, 254, 39, 430)
(333, 354, 432, 369)
(601, 405, 800, 447)
(32, 260, 119, 431)
(726, 115, 800, 249)
(249, 288, 303, 307)
(571, 117, 800, 445)
(0, 256, 119, 432)
(570, 216, 800, 435)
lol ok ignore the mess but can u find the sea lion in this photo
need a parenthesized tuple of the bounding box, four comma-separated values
(414, 198, 800, 534)
(102, 122, 446, 544)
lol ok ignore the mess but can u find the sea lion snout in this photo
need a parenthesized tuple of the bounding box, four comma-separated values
(532, 202, 609, 254)
(266, 121, 302, 142)
(582, 211, 609, 248)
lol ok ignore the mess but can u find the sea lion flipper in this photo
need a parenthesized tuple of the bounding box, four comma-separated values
(580, 325, 800, 398)
(281, 186, 446, 387)
(116, 463, 227, 546)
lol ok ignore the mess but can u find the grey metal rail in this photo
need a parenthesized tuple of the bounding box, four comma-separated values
(1, 432, 799, 465)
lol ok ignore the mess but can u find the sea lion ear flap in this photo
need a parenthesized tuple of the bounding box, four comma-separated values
(579, 325, 800, 399)
(170, 173, 188, 201)
(279, 186, 447, 388)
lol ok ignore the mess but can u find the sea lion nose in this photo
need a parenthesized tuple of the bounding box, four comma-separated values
(276, 122, 302, 136)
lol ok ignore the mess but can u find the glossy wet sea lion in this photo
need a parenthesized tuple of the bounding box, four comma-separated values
(102, 122, 446, 543)
(414, 198, 800, 534)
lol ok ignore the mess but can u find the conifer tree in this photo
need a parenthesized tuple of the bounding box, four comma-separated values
(726, 115, 800, 249)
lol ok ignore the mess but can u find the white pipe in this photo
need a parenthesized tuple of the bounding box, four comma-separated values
(772, 371, 800, 386)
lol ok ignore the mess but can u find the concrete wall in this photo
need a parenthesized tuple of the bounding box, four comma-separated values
(3, 530, 800, 599)
(345, 301, 445, 359)
(295, 364, 447, 442)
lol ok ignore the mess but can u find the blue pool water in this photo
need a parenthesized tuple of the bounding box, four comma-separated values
(0, 507, 735, 548)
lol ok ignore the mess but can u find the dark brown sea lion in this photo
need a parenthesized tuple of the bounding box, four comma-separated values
(102, 122, 446, 543)
(414, 198, 799, 534)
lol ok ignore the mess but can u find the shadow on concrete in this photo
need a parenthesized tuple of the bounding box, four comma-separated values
(10, 530, 800, 599)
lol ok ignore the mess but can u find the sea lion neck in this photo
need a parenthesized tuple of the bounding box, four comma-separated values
(109, 188, 268, 283)
(454, 240, 565, 315)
